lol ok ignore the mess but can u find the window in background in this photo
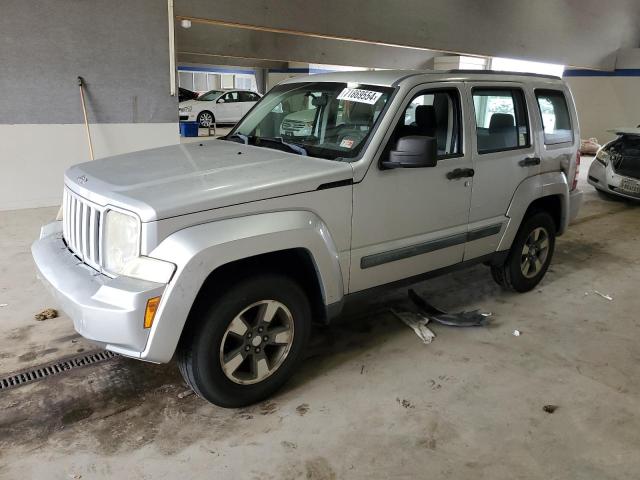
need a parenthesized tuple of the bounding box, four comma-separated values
(178, 71, 194, 91)
(235, 75, 255, 90)
(221, 74, 235, 89)
(193, 72, 207, 92)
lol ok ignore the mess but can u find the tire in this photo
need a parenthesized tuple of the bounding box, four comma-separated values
(177, 274, 311, 408)
(197, 110, 215, 127)
(490, 211, 556, 293)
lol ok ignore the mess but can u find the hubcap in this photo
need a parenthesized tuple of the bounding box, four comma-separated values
(520, 227, 550, 279)
(199, 113, 213, 127)
(219, 300, 294, 385)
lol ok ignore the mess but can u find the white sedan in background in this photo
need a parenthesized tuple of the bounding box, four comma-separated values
(179, 89, 262, 127)
(588, 128, 640, 201)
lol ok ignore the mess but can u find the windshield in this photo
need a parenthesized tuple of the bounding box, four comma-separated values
(227, 82, 394, 160)
(197, 90, 223, 101)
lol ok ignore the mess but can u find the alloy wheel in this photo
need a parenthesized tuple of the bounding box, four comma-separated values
(219, 300, 295, 385)
(520, 226, 550, 279)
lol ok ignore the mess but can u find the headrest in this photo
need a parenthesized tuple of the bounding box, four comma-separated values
(489, 113, 515, 132)
(415, 105, 436, 129)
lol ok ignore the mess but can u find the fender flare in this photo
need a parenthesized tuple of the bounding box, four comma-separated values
(497, 172, 570, 251)
(140, 210, 344, 363)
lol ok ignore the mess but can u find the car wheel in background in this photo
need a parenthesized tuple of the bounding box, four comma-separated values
(197, 111, 215, 127)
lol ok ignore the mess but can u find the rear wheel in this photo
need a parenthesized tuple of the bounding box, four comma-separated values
(177, 274, 311, 408)
(491, 211, 556, 292)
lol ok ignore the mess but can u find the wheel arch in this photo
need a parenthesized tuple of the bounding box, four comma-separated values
(497, 172, 569, 251)
(140, 210, 344, 363)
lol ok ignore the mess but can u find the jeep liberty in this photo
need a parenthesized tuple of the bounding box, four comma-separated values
(32, 70, 583, 407)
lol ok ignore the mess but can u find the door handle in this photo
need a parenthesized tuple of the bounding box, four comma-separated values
(446, 168, 475, 180)
(519, 157, 541, 167)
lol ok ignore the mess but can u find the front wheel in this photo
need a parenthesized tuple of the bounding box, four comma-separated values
(197, 110, 215, 127)
(177, 274, 311, 407)
(491, 211, 556, 292)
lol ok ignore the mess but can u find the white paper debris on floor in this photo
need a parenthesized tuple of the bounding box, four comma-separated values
(593, 290, 613, 301)
(392, 310, 436, 344)
(0, 303, 7, 307)
(513, 330, 521, 337)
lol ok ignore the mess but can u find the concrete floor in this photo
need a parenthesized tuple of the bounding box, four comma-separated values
(1, 157, 640, 479)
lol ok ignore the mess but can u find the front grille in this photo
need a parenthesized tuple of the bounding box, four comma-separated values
(62, 188, 102, 270)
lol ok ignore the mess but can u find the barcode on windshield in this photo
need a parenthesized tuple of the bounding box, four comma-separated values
(337, 88, 383, 105)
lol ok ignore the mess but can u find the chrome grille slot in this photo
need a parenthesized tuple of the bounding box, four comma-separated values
(62, 187, 102, 270)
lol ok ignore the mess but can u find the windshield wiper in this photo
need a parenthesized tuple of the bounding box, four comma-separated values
(223, 133, 249, 145)
(253, 137, 307, 156)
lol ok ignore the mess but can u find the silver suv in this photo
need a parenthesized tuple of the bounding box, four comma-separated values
(32, 70, 582, 407)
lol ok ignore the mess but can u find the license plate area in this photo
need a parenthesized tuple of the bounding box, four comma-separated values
(620, 178, 640, 194)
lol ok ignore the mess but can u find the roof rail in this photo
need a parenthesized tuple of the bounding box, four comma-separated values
(447, 69, 562, 80)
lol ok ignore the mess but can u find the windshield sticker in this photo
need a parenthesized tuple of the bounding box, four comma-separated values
(340, 138, 355, 149)
(337, 88, 383, 105)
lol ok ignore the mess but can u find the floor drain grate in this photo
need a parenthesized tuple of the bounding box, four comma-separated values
(0, 349, 118, 392)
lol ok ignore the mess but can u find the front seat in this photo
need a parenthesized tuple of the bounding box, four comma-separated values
(403, 105, 437, 140)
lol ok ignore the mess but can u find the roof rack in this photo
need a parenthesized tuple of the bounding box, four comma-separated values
(447, 69, 562, 80)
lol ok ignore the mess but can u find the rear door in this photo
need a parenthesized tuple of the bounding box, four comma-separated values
(463, 82, 540, 259)
(239, 91, 261, 115)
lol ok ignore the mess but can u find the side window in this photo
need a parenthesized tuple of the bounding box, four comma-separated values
(536, 90, 573, 144)
(473, 88, 530, 154)
(222, 92, 239, 103)
(391, 89, 462, 158)
(239, 91, 260, 102)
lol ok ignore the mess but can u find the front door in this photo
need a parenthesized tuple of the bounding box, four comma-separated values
(349, 83, 474, 293)
(463, 82, 540, 260)
(216, 91, 242, 123)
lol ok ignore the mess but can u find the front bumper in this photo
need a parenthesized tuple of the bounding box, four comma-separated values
(179, 111, 197, 122)
(31, 222, 166, 360)
(588, 160, 640, 201)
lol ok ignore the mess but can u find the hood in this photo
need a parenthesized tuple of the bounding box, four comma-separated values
(65, 140, 353, 222)
(179, 99, 199, 108)
(608, 127, 640, 137)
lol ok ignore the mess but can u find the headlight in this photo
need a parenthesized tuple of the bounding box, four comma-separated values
(596, 148, 610, 166)
(179, 105, 192, 113)
(103, 209, 140, 274)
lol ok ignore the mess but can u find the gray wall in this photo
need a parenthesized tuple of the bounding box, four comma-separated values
(176, 0, 640, 70)
(0, 0, 177, 124)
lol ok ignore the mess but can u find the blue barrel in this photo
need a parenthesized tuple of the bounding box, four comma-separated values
(180, 121, 199, 137)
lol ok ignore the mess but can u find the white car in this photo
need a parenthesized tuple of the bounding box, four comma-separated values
(179, 89, 262, 127)
(588, 128, 640, 200)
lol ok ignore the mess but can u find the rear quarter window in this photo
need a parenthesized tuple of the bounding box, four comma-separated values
(535, 90, 573, 145)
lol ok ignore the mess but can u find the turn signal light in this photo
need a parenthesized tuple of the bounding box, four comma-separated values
(144, 296, 161, 329)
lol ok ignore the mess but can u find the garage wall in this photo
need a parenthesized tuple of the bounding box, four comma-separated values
(0, 0, 179, 210)
(565, 49, 640, 143)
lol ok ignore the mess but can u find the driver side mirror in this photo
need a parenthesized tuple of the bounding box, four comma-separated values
(381, 136, 438, 169)
(217, 98, 226, 103)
